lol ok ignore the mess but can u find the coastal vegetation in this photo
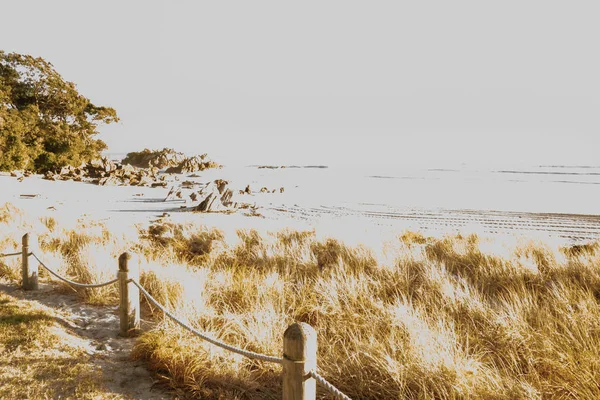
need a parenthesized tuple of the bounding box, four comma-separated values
(0, 51, 118, 173)
(2, 203, 600, 399)
(0, 290, 102, 398)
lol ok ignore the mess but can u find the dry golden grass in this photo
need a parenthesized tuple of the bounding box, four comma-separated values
(0, 290, 103, 399)
(2, 202, 600, 399)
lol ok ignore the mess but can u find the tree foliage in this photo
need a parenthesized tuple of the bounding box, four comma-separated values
(0, 51, 118, 172)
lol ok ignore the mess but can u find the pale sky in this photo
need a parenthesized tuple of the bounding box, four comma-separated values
(2, 1, 598, 167)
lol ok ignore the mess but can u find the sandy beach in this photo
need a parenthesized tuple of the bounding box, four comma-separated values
(3, 165, 600, 245)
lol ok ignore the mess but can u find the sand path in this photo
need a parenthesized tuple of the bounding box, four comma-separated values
(0, 282, 174, 400)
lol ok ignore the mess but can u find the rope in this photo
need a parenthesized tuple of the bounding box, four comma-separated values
(0, 251, 21, 258)
(309, 370, 352, 400)
(31, 253, 119, 289)
(130, 279, 283, 365)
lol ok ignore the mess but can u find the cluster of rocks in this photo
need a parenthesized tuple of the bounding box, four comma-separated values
(121, 148, 186, 169)
(237, 185, 284, 195)
(195, 179, 238, 212)
(163, 179, 244, 213)
(257, 165, 287, 169)
(42, 158, 168, 187)
(122, 148, 222, 173)
(165, 154, 221, 173)
(9, 170, 32, 181)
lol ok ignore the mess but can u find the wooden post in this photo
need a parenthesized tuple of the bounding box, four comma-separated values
(118, 252, 140, 336)
(21, 233, 38, 290)
(283, 322, 317, 400)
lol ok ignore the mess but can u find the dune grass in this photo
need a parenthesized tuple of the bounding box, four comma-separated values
(0, 290, 102, 399)
(2, 202, 600, 399)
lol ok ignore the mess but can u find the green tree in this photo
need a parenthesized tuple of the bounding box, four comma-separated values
(0, 51, 118, 172)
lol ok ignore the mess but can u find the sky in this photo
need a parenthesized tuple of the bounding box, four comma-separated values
(1, 1, 598, 167)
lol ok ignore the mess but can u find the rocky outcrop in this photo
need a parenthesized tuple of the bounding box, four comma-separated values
(195, 180, 238, 212)
(122, 149, 221, 173)
(42, 157, 165, 187)
(237, 184, 284, 195)
(165, 155, 222, 174)
(122, 148, 186, 169)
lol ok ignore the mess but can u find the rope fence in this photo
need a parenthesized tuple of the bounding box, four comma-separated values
(309, 371, 352, 400)
(0, 251, 22, 258)
(131, 279, 284, 364)
(31, 253, 118, 289)
(14, 233, 353, 400)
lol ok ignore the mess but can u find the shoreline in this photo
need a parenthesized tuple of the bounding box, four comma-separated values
(2, 172, 600, 245)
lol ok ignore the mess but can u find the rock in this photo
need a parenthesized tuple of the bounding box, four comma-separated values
(120, 164, 136, 176)
(280, 187, 285, 193)
(151, 182, 168, 188)
(99, 176, 120, 186)
(89, 158, 104, 169)
(181, 180, 196, 189)
(244, 185, 251, 194)
(102, 157, 117, 172)
(138, 176, 155, 186)
(43, 171, 57, 181)
(195, 180, 238, 212)
(215, 179, 228, 194)
(10, 170, 23, 178)
(122, 148, 187, 169)
(166, 155, 222, 174)
(260, 187, 269, 193)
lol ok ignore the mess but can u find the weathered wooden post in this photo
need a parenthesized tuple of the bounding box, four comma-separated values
(118, 252, 140, 336)
(283, 322, 317, 400)
(21, 233, 38, 290)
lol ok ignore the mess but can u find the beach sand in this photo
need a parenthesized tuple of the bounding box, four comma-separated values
(2, 170, 600, 246)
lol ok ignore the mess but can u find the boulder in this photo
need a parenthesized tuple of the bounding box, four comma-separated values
(98, 176, 120, 186)
(165, 155, 222, 174)
(215, 179, 228, 194)
(122, 148, 186, 169)
(195, 180, 238, 212)
(181, 180, 197, 189)
(102, 157, 117, 173)
(89, 158, 104, 169)
(138, 175, 155, 186)
(43, 171, 57, 181)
